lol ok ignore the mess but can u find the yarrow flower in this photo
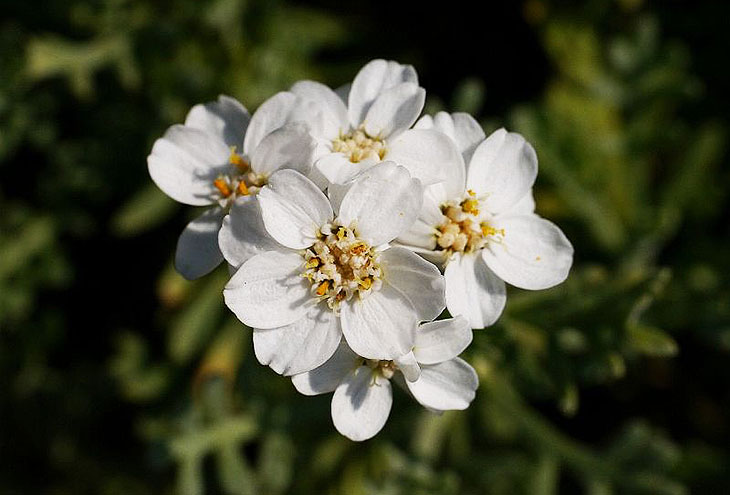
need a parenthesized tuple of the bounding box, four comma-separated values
(147, 94, 318, 279)
(147, 59, 575, 442)
(291, 316, 478, 441)
(398, 112, 574, 328)
(223, 162, 445, 375)
(289, 59, 461, 186)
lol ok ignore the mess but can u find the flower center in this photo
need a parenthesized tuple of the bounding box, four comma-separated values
(212, 147, 267, 204)
(364, 359, 397, 379)
(302, 224, 383, 311)
(331, 127, 386, 163)
(435, 190, 505, 256)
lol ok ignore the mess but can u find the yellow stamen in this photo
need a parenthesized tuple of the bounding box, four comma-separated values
(305, 258, 320, 269)
(359, 277, 373, 290)
(213, 178, 232, 197)
(316, 280, 330, 297)
(236, 180, 250, 196)
(351, 242, 368, 255)
(229, 147, 249, 170)
(337, 227, 347, 240)
(481, 224, 505, 237)
(461, 198, 479, 215)
(467, 189, 476, 197)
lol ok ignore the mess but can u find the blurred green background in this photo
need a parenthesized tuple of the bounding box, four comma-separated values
(1, 0, 729, 493)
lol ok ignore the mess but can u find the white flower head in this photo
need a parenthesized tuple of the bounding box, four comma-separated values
(292, 316, 478, 441)
(223, 162, 446, 376)
(147, 94, 318, 279)
(289, 59, 462, 186)
(398, 112, 574, 329)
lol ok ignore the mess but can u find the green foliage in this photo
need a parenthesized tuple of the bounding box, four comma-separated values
(2, 0, 729, 494)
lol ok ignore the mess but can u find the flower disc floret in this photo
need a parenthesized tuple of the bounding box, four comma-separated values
(435, 191, 504, 257)
(211, 147, 268, 205)
(302, 223, 383, 311)
(364, 358, 397, 379)
(330, 127, 386, 164)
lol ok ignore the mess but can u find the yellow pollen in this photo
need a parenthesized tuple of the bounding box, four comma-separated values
(213, 178, 232, 197)
(316, 280, 330, 297)
(481, 224, 505, 237)
(236, 180, 250, 196)
(435, 196, 506, 256)
(229, 147, 249, 170)
(212, 166, 267, 204)
(351, 242, 367, 255)
(467, 189, 476, 197)
(461, 198, 479, 215)
(301, 224, 383, 311)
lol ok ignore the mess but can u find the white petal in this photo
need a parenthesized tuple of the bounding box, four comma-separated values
(348, 59, 418, 128)
(290, 80, 349, 139)
(218, 197, 282, 268)
(291, 341, 359, 396)
(257, 170, 333, 249)
(413, 316, 473, 365)
(444, 253, 507, 329)
(466, 129, 537, 214)
(253, 305, 341, 376)
(399, 245, 447, 267)
(337, 162, 423, 246)
(327, 181, 352, 216)
(395, 219, 437, 251)
(362, 82, 425, 139)
(184, 95, 250, 148)
(482, 214, 574, 290)
(305, 162, 330, 191)
(341, 283, 418, 360)
(331, 366, 392, 441)
(223, 250, 312, 329)
(315, 152, 375, 185)
(387, 128, 465, 191)
(509, 189, 536, 215)
(174, 207, 225, 280)
(422, 179, 452, 207)
(413, 114, 433, 129)
(380, 246, 445, 322)
(250, 122, 315, 176)
(406, 358, 478, 411)
(147, 125, 230, 205)
(395, 189, 444, 251)
(335, 82, 351, 105)
(394, 351, 421, 382)
(243, 91, 320, 155)
(438, 112, 485, 163)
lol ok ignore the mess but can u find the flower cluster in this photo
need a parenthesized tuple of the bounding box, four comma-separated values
(148, 59, 574, 441)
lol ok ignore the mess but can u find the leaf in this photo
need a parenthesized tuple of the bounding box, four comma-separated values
(627, 325, 678, 357)
(111, 183, 178, 237)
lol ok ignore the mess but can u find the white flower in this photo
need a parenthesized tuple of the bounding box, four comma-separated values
(398, 113, 574, 329)
(147, 94, 317, 279)
(289, 59, 462, 186)
(223, 162, 445, 376)
(291, 316, 478, 441)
